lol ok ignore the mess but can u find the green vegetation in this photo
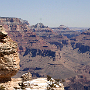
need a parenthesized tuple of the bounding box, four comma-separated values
(0, 85, 5, 90)
(47, 75, 65, 90)
(55, 79, 60, 82)
(18, 82, 25, 90)
(47, 75, 51, 81)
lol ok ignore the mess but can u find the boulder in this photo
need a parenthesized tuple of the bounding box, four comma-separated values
(0, 25, 20, 81)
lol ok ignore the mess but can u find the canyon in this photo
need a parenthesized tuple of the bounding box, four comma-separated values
(0, 17, 90, 90)
(0, 24, 64, 90)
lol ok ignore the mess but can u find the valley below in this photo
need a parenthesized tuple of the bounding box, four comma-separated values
(0, 17, 90, 90)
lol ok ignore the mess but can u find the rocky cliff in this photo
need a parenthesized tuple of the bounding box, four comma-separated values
(0, 25, 20, 81)
(65, 74, 90, 90)
(70, 28, 90, 53)
(0, 17, 66, 78)
(52, 25, 81, 38)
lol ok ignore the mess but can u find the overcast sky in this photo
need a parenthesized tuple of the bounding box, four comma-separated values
(0, 0, 90, 27)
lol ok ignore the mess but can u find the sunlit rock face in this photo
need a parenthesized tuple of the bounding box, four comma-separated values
(0, 25, 20, 81)
(23, 78, 64, 90)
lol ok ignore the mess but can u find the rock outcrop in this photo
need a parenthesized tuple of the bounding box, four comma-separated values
(22, 78, 64, 90)
(21, 72, 32, 81)
(0, 25, 20, 81)
(52, 25, 80, 38)
(70, 28, 90, 53)
(20, 74, 64, 90)
(31, 23, 48, 28)
(65, 74, 90, 90)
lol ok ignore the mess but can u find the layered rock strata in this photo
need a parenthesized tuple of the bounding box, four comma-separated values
(0, 25, 20, 81)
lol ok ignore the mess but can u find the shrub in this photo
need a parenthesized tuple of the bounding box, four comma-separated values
(61, 79, 65, 82)
(0, 85, 5, 90)
(47, 75, 51, 81)
(55, 79, 60, 82)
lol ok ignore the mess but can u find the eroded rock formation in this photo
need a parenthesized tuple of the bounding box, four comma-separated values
(0, 25, 20, 81)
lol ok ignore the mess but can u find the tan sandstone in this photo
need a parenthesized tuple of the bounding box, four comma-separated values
(0, 25, 20, 81)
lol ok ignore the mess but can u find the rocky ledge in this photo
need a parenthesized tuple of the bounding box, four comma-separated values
(0, 25, 20, 81)
(22, 78, 64, 90)
(13, 73, 64, 90)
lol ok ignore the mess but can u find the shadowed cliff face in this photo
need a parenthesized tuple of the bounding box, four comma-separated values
(59, 29, 90, 90)
(23, 48, 55, 58)
(70, 28, 90, 53)
(65, 74, 90, 90)
(0, 25, 20, 81)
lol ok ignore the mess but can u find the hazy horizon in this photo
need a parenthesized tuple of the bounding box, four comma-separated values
(0, 0, 90, 27)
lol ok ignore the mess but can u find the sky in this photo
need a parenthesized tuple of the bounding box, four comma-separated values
(0, 0, 90, 27)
